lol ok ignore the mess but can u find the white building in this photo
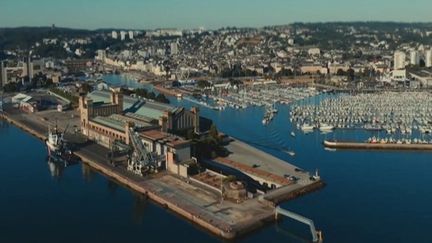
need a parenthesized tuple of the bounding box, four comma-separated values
(111, 31, 118, 39)
(425, 49, 432, 68)
(394, 51, 406, 70)
(128, 31, 134, 40)
(391, 69, 407, 81)
(96, 50, 106, 61)
(170, 42, 178, 55)
(288, 38, 295, 45)
(308, 48, 321, 56)
(410, 50, 420, 65)
(120, 31, 127, 41)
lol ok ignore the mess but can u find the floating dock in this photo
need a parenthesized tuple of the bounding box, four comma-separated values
(324, 140, 432, 151)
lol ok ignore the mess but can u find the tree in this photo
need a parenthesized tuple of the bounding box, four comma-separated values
(135, 88, 148, 97)
(197, 80, 210, 89)
(347, 68, 355, 81)
(80, 83, 93, 94)
(147, 91, 156, 100)
(2, 82, 21, 93)
(336, 69, 346, 76)
(156, 93, 170, 104)
(277, 68, 294, 77)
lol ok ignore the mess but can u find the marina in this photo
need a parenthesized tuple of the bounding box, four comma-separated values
(211, 85, 319, 110)
(290, 91, 432, 145)
(174, 83, 321, 126)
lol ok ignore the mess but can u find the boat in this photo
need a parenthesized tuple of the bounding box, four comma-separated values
(262, 105, 274, 126)
(319, 123, 334, 132)
(46, 125, 63, 153)
(290, 131, 296, 137)
(301, 124, 314, 132)
(324, 147, 337, 152)
(46, 125, 79, 164)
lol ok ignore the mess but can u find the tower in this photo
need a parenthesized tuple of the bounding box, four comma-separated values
(394, 51, 406, 70)
(410, 50, 420, 66)
(425, 49, 432, 68)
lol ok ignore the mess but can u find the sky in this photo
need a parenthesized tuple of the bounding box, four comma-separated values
(1, 0, 431, 30)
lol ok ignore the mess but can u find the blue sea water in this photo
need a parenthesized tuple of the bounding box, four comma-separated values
(1, 75, 431, 243)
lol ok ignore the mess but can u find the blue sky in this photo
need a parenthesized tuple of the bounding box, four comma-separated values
(0, 0, 431, 29)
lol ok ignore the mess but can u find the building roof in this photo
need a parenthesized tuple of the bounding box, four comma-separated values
(88, 90, 177, 120)
(92, 116, 126, 132)
(140, 129, 190, 148)
(91, 114, 156, 132)
(12, 93, 32, 103)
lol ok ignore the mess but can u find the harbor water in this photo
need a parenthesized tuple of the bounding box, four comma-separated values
(1, 74, 431, 242)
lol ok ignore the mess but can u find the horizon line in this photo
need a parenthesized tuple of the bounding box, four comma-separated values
(2, 20, 432, 32)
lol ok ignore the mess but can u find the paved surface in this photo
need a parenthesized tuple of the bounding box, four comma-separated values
(4, 108, 86, 144)
(224, 139, 312, 184)
(77, 141, 275, 233)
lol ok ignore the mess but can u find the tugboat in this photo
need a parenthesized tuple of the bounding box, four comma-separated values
(46, 125, 79, 165)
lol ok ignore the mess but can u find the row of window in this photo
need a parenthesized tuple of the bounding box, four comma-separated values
(89, 123, 126, 142)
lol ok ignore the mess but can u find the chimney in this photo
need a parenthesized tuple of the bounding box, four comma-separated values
(110, 91, 116, 104)
(116, 92, 124, 113)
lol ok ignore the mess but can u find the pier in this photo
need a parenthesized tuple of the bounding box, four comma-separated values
(324, 140, 432, 151)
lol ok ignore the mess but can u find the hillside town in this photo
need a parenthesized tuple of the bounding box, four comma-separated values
(2, 22, 432, 92)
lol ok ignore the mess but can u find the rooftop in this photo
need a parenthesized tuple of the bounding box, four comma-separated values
(88, 90, 177, 120)
(140, 129, 190, 147)
(91, 114, 156, 132)
(92, 116, 126, 132)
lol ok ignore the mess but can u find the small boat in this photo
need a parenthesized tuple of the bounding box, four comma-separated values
(301, 124, 314, 132)
(324, 147, 337, 152)
(319, 123, 334, 132)
(283, 149, 295, 156)
(290, 131, 296, 137)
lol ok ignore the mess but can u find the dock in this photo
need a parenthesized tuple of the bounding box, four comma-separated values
(324, 140, 432, 151)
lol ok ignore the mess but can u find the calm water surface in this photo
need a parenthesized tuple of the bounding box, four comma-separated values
(1, 75, 431, 243)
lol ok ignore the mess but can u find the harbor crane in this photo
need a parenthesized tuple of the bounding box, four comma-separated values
(127, 126, 160, 176)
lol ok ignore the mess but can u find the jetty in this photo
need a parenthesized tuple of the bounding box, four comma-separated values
(324, 140, 432, 151)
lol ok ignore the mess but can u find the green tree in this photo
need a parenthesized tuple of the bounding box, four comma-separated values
(197, 80, 210, 88)
(156, 93, 170, 104)
(147, 91, 156, 100)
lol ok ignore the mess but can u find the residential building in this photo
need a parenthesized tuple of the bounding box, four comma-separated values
(112, 31, 118, 39)
(425, 49, 432, 67)
(394, 51, 406, 70)
(410, 50, 420, 65)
